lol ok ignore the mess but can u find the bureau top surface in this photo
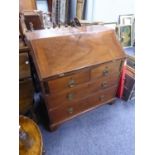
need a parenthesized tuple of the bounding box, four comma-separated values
(26, 25, 126, 80)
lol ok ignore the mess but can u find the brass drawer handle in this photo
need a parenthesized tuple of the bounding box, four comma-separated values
(103, 70, 109, 76)
(101, 82, 108, 89)
(68, 79, 76, 88)
(67, 107, 74, 114)
(99, 95, 105, 101)
(67, 93, 75, 101)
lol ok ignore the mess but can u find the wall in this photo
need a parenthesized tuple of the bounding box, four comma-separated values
(85, 0, 134, 22)
(36, 0, 48, 12)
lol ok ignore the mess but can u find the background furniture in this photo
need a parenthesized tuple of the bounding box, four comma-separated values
(19, 47, 34, 115)
(22, 11, 44, 31)
(25, 25, 126, 130)
(19, 0, 40, 117)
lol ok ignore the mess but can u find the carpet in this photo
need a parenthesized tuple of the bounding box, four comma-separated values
(39, 99, 135, 155)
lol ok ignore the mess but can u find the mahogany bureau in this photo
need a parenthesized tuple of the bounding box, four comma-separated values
(25, 25, 126, 130)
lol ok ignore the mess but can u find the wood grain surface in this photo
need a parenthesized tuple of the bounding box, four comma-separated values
(19, 0, 37, 12)
(26, 25, 125, 80)
(46, 73, 120, 110)
(19, 115, 43, 155)
(19, 53, 31, 79)
(25, 25, 126, 130)
(19, 79, 34, 114)
(49, 85, 117, 127)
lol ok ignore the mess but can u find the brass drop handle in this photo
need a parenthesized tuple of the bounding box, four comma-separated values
(101, 82, 108, 89)
(67, 93, 75, 101)
(102, 69, 109, 76)
(67, 107, 74, 114)
(99, 95, 105, 101)
(68, 79, 76, 88)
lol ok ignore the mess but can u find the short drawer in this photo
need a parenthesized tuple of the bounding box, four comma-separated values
(48, 85, 117, 124)
(91, 60, 122, 80)
(19, 53, 31, 79)
(86, 85, 117, 107)
(46, 73, 120, 110)
(48, 70, 90, 94)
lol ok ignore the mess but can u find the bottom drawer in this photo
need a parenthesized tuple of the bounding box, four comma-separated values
(49, 85, 118, 125)
(19, 78, 34, 114)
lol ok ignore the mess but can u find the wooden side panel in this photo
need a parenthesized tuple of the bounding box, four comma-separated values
(19, 79, 34, 114)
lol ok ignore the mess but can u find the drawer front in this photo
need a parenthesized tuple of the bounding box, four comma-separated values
(49, 85, 117, 124)
(49, 99, 88, 124)
(19, 78, 34, 114)
(19, 53, 31, 79)
(46, 73, 120, 110)
(48, 70, 90, 94)
(86, 85, 117, 107)
(91, 60, 121, 80)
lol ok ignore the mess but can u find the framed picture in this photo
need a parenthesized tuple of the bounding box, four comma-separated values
(119, 14, 134, 25)
(118, 14, 135, 47)
(119, 25, 132, 47)
(132, 18, 135, 46)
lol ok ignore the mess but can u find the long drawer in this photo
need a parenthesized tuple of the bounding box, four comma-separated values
(46, 73, 120, 110)
(49, 85, 118, 125)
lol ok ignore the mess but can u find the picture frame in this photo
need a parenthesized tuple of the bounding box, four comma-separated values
(119, 25, 132, 48)
(132, 18, 135, 46)
(118, 14, 135, 47)
(119, 14, 134, 25)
